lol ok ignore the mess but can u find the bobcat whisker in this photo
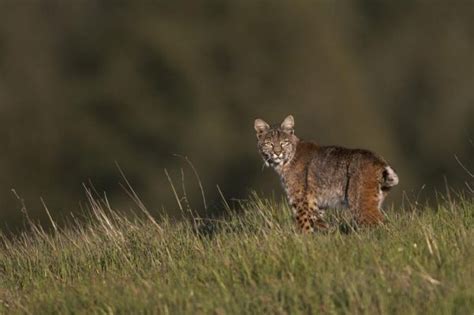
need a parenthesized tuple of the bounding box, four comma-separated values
(261, 158, 271, 171)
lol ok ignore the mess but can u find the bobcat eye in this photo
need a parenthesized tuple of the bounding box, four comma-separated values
(281, 140, 290, 146)
(264, 141, 272, 147)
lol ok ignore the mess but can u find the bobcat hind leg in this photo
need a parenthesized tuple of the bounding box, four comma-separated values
(356, 183, 384, 226)
(348, 169, 385, 226)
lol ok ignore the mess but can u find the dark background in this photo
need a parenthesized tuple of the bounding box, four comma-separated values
(1, 1, 473, 231)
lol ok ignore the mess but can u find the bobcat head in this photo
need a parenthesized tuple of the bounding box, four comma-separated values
(254, 115, 298, 167)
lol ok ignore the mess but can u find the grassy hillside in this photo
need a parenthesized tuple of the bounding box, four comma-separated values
(1, 193, 473, 314)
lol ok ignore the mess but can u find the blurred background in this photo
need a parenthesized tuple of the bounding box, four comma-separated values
(1, 1, 473, 231)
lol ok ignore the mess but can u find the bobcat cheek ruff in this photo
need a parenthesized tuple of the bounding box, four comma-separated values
(254, 115, 399, 233)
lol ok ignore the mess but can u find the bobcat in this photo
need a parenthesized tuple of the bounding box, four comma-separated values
(254, 115, 399, 233)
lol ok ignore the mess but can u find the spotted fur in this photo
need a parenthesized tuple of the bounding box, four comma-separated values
(254, 115, 399, 233)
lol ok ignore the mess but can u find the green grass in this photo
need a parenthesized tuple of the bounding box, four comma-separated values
(1, 194, 473, 314)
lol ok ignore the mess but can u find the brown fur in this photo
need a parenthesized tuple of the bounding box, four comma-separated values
(254, 115, 399, 233)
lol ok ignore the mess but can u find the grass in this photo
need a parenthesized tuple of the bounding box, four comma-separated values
(0, 192, 473, 314)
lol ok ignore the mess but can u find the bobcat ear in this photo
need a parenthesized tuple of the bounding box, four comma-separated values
(254, 118, 270, 137)
(280, 115, 294, 134)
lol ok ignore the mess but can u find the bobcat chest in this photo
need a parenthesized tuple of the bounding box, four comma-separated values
(277, 166, 306, 207)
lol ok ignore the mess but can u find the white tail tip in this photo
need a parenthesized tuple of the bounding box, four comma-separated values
(383, 166, 399, 187)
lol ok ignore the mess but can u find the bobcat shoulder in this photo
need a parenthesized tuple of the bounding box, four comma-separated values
(254, 115, 399, 233)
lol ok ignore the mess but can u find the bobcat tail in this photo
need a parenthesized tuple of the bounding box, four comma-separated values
(381, 166, 399, 190)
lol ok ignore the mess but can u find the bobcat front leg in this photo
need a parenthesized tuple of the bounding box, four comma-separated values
(294, 201, 314, 233)
(309, 208, 329, 231)
(293, 201, 328, 233)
